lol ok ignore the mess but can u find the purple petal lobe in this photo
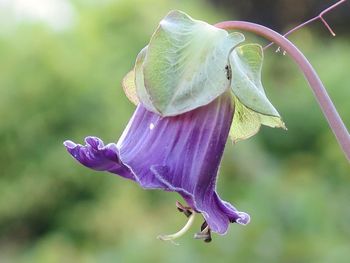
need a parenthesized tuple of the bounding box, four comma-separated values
(63, 137, 134, 180)
(64, 92, 250, 234)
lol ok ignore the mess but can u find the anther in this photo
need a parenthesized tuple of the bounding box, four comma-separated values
(176, 201, 192, 218)
(194, 221, 212, 243)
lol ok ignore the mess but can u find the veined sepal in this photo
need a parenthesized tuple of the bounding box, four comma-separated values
(230, 96, 286, 143)
(123, 10, 244, 116)
(228, 43, 286, 142)
(122, 70, 139, 105)
(122, 10, 286, 141)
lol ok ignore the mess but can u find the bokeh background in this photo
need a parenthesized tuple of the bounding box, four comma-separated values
(0, 0, 349, 262)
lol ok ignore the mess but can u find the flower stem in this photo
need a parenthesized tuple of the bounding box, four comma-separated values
(214, 21, 350, 161)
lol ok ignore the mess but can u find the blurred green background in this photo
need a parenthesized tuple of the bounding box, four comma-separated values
(0, 0, 349, 262)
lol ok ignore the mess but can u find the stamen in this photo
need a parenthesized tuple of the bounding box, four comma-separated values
(194, 221, 212, 243)
(176, 201, 192, 217)
(157, 210, 196, 244)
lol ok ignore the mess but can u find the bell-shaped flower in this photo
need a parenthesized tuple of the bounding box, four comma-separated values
(64, 92, 250, 239)
(64, 10, 285, 242)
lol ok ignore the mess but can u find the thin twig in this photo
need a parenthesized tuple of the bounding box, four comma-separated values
(265, 0, 347, 49)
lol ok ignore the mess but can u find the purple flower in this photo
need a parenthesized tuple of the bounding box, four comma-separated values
(64, 92, 249, 241)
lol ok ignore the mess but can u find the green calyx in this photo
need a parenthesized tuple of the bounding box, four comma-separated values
(228, 44, 286, 142)
(122, 10, 286, 142)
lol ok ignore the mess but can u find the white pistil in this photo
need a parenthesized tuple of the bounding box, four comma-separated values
(157, 211, 196, 245)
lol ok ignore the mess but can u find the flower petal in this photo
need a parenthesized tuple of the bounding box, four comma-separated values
(64, 93, 250, 234)
(64, 137, 134, 180)
(117, 93, 249, 234)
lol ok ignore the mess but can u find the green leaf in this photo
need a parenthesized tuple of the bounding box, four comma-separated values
(229, 43, 280, 117)
(230, 96, 286, 143)
(141, 10, 245, 116)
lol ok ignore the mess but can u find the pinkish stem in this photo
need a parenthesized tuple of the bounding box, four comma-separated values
(215, 21, 350, 161)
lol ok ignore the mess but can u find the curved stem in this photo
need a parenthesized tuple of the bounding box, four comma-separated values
(215, 21, 350, 161)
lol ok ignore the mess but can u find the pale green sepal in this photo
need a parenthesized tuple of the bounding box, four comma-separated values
(230, 96, 286, 143)
(142, 10, 245, 116)
(134, 46, 158, 113)
(229, 43, 281, 117)
(122, 70, 139, 105)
